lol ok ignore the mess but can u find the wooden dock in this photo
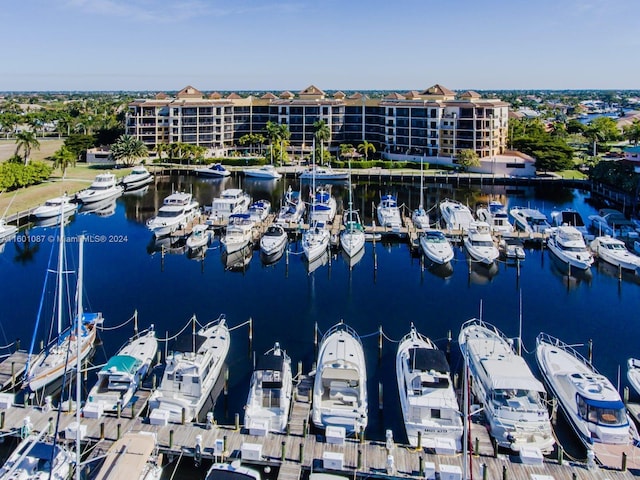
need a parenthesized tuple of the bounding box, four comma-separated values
(0, 351, 28, 391)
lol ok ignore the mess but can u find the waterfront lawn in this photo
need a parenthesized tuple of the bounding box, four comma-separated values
(557, 169, 587, 180)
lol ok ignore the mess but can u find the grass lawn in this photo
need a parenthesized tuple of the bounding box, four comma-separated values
(557, 170, 588, 180)
(0, 138, 64, 163)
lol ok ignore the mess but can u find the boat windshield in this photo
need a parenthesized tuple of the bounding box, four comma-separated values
(425, 232, 447, 243)
(577, 395, 627, 427)
(559, 245, 587, 253)
(604, 243, 625, 250)
(157, 210, 182, 218)
(471, 240, 494, 247)
(493, 388, 543, 408)
(530, 218, 548, 226)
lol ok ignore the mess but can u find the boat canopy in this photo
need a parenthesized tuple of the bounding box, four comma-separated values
(409, 348, 449, 373)
(480, 358, 545, 392)
(100, 354, 140, 374)
(582, 396, 625, 410)
(257, 353, 284, 373)
(229, 213, 251, 220)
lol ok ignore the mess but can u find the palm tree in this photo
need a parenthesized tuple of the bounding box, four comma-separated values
(14, 131, 40, 165)
(313, 120, 331, 165)
(339, 143, 356, 161)
(584, 125, 605, 156)
(110, 134, 148, 166)
(155, 143, 167, 161)
(357, 140, 376, 161)
(51, 146, 76, 176)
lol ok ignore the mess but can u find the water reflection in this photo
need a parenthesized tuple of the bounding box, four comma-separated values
(222, 244, 253, 271)
(548, 250, 593, 289)
(79, 196, 119, 217)
(146, 235, 187, 255)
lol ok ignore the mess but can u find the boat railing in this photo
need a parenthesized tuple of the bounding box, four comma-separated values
(460, 318, 516, 354)
(321, 321, 362, 346)
(198, 314, 227, 333)
(536, 332, 597, 373)
(399, 327, 437, 350)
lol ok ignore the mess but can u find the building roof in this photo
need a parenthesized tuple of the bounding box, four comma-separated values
(348, 92, 365, 100)
(405, 90, 421, 99)
(208, 92, 222, 99)
(385, 92, 405, 100)
(333, 91, 346, 99)
(420, 84, 456, 97)
(261, 92, 278, 99)
(155, 92, 168, 100)
(299, 84, 325, 97)
(459, 90, 481, 99)
(280, 91, 294, 99)
(226, 92, 242, 99)
(176, 85, 204, 99)
(624, 146, 640, 154)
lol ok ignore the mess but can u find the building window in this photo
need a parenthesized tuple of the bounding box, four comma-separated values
(506, 163, 526, 169)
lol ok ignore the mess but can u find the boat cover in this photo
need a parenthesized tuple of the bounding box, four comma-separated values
(408, 348, 449, 373)
(100, 355, 139, 374)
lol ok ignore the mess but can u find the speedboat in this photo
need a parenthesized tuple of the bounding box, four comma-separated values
(509, 206, 551, 234)
(536, 333, 638, 456)
(420, 229, 454, 265)
(260, 224, 287, 258)
(439, 199, 474, 232)
(206, 188, 251, 224)
(0, 429, 73, 480)
(627, 358, 640, 397)
(275, 186, 306, 226)
(244, 164, 282, 179)
(302, 221, 330, 262)
(0, 219, 17, 243)
(309, 187, 337, 224)
(377, 194, 402, 230)
(221, 213, 255, 253)
(459, 320, 555, 453)
(499, 237, 526, 260)
(396, 324, 462, 449)
(312, 322, 367, 434)
(476, 201, 513, 234)
(32, 195, 77, 219)
(195, 163, 230, 177)
(149, 315, 229, 423)
(248, 200, 271, 223)
(546, 225, 593, 270)
(551, 208, 588, 236)
(93, 432, 162, 480)
(244, 342, 293, 434)
(146, 192, 200, 238)
(590, 235, 640, 271)
(205, 462, 261, 480)
(76, 173, 123, 203)
(463, 221, 499, 265)
(121, 165, 153, 190)
(85, 328, 157, 415)
(186, 224, 211, 250)
(300, 165, 349, 181)
(588, 208, 639, 239)
(341, 209, 366, 258)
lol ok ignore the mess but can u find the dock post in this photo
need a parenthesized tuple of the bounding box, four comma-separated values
(116, 402, 121, 419)
(131, 402, 136, 418)
(299, 442, 304, 463)
(223, 435, 227, 452)
(133, 309, 138, 336)
(281, 441, 286, 461)
(0, 411, 3, 430)
(482, 463, 488, 480)
(15, 338, 20, 352)
(378, 325, 383, 362)
(446, 330, 452, 363)
(502, 464, 507, 480)
(619, 264, 622, 281)
(357, 449, 362, 469)
(303, 419, 308, 438)
(117, 423, 121, 440)
(169, 430, 174, 449)
(378, 382, 383, 412)
(156, 350, 161, 365)
(417, 431, 422, 449)
(557, 446, 563, 466)
(181, 407, 186, 425)
(286, 421, 290, 436)
(11, 362, 15, 387)
(418, 456, 423, 476)
(40, 340, 44, 351)
(622, 452, 627, 472)
(235, 412, 240, 430)
(100, 422, 104, 439)
(359, 426, 364, 444)
(492, 437, 498, 458)
(248, 317, 253, 357)
(314, 322, 318, 357)
(474, 437, 479, 457)
(152, 373, 157, 390)
(297, 361, 302, 379)
(224, 368, 229, 396)
(588, 338, 593, 364)
(624, 386, 629, 404)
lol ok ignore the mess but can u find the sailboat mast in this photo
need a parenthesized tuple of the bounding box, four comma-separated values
(348, 158, 353, 232)
(419, 157, 424, 209)
(57, 206, 65, 336)
(75, 234, 84, 480)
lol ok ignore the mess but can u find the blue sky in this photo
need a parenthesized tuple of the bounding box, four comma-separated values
(1, 0, 638, 91)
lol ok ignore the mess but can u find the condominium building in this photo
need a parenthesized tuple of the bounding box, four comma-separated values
(127, 84, 509, 163)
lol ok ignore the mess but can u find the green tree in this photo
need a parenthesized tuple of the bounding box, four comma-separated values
(110, 134, 148, 166)
(14, 131, 40, 165)
(64, 134, 96, 160)
(623, 119, 640, 146)
(357, 140, 376, 161)
(50, 146, 76, 176)
(455, 149, 480, 171)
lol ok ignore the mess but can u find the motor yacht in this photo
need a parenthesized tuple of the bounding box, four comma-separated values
(195, 163, 230, 177)
(509, 207, 551, 234)
(76, 173, 123, 203)
(627, 358, 640, 397)
(459, 320, 555, 453)
(260, 224, 287, 259)
(550, 208, 588, 237)
(588, 208, 639, 239)
(590, 235, 640, 271)
(309, 188, 337, 224)
(420, 229, 454, 265)
(377, 194, 402, 230)
(248, 200, 271, 223)
(0, 219, 17, 243)
(205, 462, 261, 480)
(206, 188, 251, 224)
(275, 186, 306, 226)
(463, 222, 499, 265)
(299, 166, 349, 181)
(439, 199, 474, 232)
(93, 432, 162, 480)
(186, 224, 211, 251)
(476, 201, 513, 234)
(547, 225, 593, 270)
(149, 315, 229, 423)
(244, 342, 293, 434)
(312, 322, 367, 434)
(146, 192, 200, 238)
(121, 165, 154, 190)
(302, 222, 330, 263)
(85, 328, 157, 415)
(396, 325, 462, 449)
(243, 164, 282, 179)
(221, 214, 255, 253)
(32, 195, 77, 219)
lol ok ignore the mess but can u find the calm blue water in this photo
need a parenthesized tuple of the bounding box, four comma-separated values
(1, 175, 639, 454)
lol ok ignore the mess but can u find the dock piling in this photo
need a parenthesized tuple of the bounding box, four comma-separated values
(181, 407, 186, 425)
(235, 413, 240, 431)
(622, 452, 627, 472)
(588, 338, 593, 364)
(378, 382, 383, 412)
(248, 317, 253, 357)
(281, 441, 286, 461)
(117, 423, 121, 440)
(378, 325, 383, 361)
(100, 422, 104, 439)
(169, 429, 174, 448)
(299, 442, 304, 463)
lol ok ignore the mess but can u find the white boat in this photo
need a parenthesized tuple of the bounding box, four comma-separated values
(420, 229, 454, 265)
(377, 194, 402, 230)
(221, 213, 255, 253)
(439, 199, 474, 232)
(32, 195, 77, 219)
(312, 322, 367, 434)
(0, 429, 73, 480)
(79, 196, 118, 217)
(223, 244, 253, 270)
(536, 333, 637, 453)
(309, 188, 337, 224)
(244, 342, 293, 434)
(122, 165, 154, 190)
(302, 222, 330, 263)
(149, 315, 230, 423)
(195, 163, 230, 177)
(260, 224, 287, 258)
(0, 218, 17, 243)
(93, 431, 162, 480)
(476, 201, 513, 234)
(186, 224, 211, 250)
(275, 186, 306, 226)
(412, 160, 430, 230)
(76, 173, 124, 203)
(299, 165, 349, 181)
(459, 319, 555, 453)
(341, 170, 365, 258)
(244, 164, 282, 179)
(588, 208, 639, 239)
(550, 208, 588, 236)
(627, 358, 640, 397)
(248, 199, 271, 222)
(590, 235, 640, 271)
(509, 207, 551, 234)
(396, 325, 462, 449)
(499, 237, 526, 260)
(547, 225, 593, 270)
(206, 188, 251, 224)
(146, 191, 200, 238)
(85, 328, 157, 414)
(205, 462, 261, 480)
(463, 222, 499, 265)
(26, 218, 103, 392)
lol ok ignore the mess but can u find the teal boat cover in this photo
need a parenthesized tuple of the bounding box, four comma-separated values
(100, 355, 139, 374)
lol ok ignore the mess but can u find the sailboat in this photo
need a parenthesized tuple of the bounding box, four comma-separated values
(411, 159, 429, 229)
(340, 161, 365, 259)
(302, 140, 330, 263)
(25, 209, 103, 393)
